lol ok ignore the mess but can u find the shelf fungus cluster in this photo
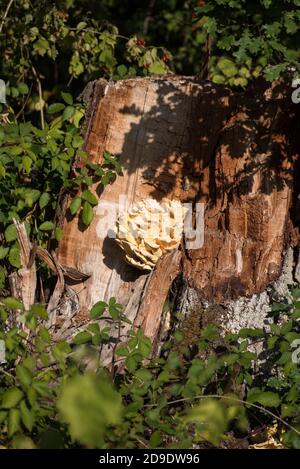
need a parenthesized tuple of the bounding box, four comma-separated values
(115, 198, 186, 271)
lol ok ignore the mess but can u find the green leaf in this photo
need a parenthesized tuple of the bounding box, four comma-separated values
(2, 297, 24, 310)
(82, 201, 94, 226)
(108, 297, 122, 319)
(57, 373, 122, 448)
(135, 368, 152, 382)
(277, 351, 291, 365)
(149, 62, 167, 75)
(27, 389, 37, 407)
(128, 337, 138, 349)
(150, 430, 162, 448)
(2, 388, 24, 408)
(285, 332, 300, 342)
(0, 246, 9, 260)
(264, 64, 286, 81)
(281, 321, 293, 335)
(73, 331, 92, 344)
(184, 398, 227, 446)
(76, 21, 87, 31)
(69, 196, 82, 215)
(5, 224, 17, 243)
(291, 288, 300, 300)
(117, 64, 127, 77)
(47, 103, 65, 114)
(87, 323, 100, 335)
(126, 355, 138, 373)
(261, 0, 272, 7)
(238, 328, 263, 338)
(81, 190, 98, 206)
(18, 83, 29, 95)
(39, 221, 55, 231)
(90, 301, 107, 319)
(16, 365, 32, 387)
(22, 155, 32, 173)
(38, 326, 51, 343)
(12, 435, 35, 449)
(0, 267, 6, 291)
(72, 108, 85, 128)
(31, 303, 48, 319)
(0, 411, 7, 424)
(72, 133, 84, 148)
(271, 302, 289, 313)
(267, 335, 278, 349)
(55, 227, 64, 241)
(138, 337, 152, 358)
(220, 353, 239, 365)
(115, 346, 129, 357)
(61, 92, 73, 105)
(9, 246, 21, 268)
(10, 146, 23, 156)
(281, 403, 298, 418)
(24, 189, 41, 207)
(285, 13, 298, 34)
(0, 162, 6, 178)
(20, 401, 34, 431)
(52, 341, 72, 361)
(39, 192, 50, 209)
(62, 105, 75, 121)
(32, 381, 51, 397)
(8, 409, 21, 437)
(247, 390, 280, 408)
(19, 123, 32, 136)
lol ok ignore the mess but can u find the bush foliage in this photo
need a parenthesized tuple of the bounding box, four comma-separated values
(1, 292, 300, 448)
(1, 0, 300, 449)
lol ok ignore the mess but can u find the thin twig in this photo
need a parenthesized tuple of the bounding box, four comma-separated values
(69, 27, 129, 41)
(144, 394, 300, 437)
(31, 66, 44, 129)
(143, 0, 156, 35)
(15, 83, 33, 120)
(68, 28, 166, 51)
(136, 438, 149, 449)
(0, 0, 14, 34)
(48, 285, 86, 314)
(0, 367, 16, 382)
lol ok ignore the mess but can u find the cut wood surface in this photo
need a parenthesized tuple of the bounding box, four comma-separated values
(57, 76, 300, 350)
(9, 220, 36, 312)
(58, 76, 215, 329)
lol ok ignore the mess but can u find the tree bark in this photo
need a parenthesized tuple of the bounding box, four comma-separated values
(56, 75, 300, 364)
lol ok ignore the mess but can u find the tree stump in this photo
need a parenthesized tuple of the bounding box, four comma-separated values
(56, 76, 300, 364)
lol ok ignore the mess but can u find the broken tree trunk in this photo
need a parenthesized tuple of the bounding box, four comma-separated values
(9, 220, 36, 312)
(56, 75, 300, 364)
